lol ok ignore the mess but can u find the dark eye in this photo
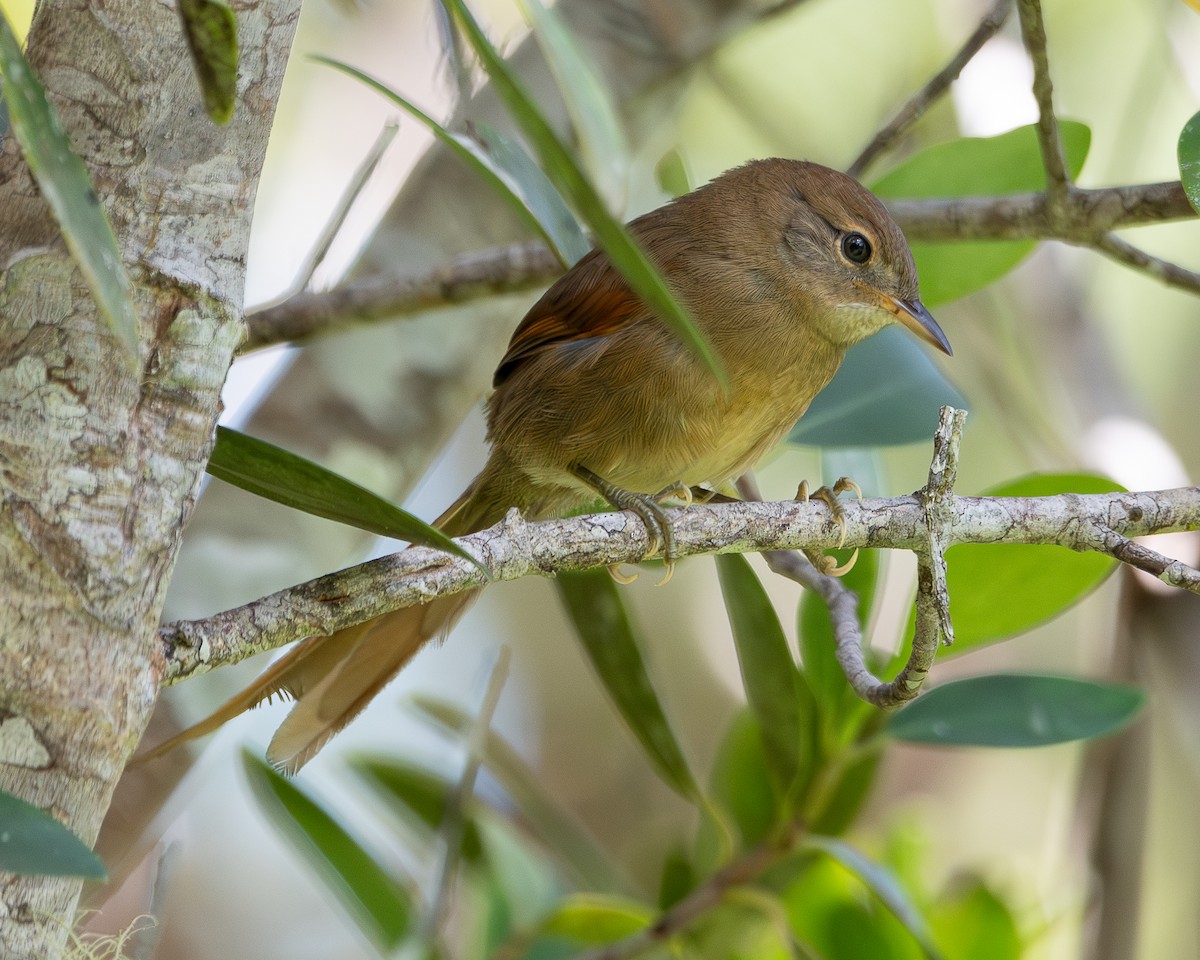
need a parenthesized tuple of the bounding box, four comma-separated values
(841, 232, 872, 264)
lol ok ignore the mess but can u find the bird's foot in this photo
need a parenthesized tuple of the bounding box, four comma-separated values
(796, 476, 862, 577)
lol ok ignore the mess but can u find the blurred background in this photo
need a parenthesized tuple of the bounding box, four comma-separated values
(8, 0, 1193, 955)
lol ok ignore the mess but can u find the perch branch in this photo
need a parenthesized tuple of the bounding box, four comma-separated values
(1017, 0, 1071, 207)
(848, 0, 1013, 179)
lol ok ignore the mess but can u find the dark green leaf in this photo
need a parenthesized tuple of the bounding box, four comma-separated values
(312, 56, 588, 267)
(715, 553, 807, 795)
(410, 695, 629, 893)
(909, 473, 1122, 655)
(555, 568, 699, 799)
(353, 757, 483, 860)
(929, 877, 1022, 960)
(873, 121, 1091, 306)
(887, 673, 1144, 747)
(440, 0, 725, 383)
(208, 426, 488, 575)
(515, 0, 628, 200)
(789, 326, 966, 447)
(709, 709, 778, 847)
(241, 751, 412, 949)
(1179, 110, 1200, 215)
(805, 836, 944, 960)
(0, 789, 106, 879)
(177, 0, 238, 124)
(809, 747, 882, 837)
(658, 847, 695, 909)
(0, 13, 138, 362)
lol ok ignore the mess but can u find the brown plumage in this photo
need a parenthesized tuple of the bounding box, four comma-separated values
(143, 158, 950, 772)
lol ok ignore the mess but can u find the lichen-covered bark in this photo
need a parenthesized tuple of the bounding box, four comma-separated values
(0, 0, 299, 954)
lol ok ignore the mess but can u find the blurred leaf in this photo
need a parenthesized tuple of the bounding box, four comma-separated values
(556, 569, 699, 799)
(353, 757, 483, 860)
(903, 473, 1123, 656)
(715, 553, 809, 796)
(872, 121, 1091, 306)
(798, 547, 879, 745)
(789, 326, 966, 447)
(0, 789, 106, 879)
(709, 709, 778, 847)
(540, 893, 653, 944)
(177, 0, 238, 124)
(516, 0, 628, 203)
(440, 0, 725, 383)
(929, 877, 1022, 960)
(0, 13, 138, 363)
(805, 836, 943, 960)
(809, 746, 882, 837)
(1179, 109, 1200, 215)
(208, 426, 487, 575)
(658, 847, 695, 909)
(313, 57, 588, 267)
(887, 673, 1144, 747)
(477, 816, 561, 931)
(411, 695, 628, 893)
(241, 751, 412, 950)
(655, 148, 692, 197)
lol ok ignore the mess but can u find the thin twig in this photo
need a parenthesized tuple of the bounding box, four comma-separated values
(848, 0, 1014, 179)
(1016, 0, 1071, 210)
(1093, 233, 1200, 296)
(1085, 525, 1200, 592)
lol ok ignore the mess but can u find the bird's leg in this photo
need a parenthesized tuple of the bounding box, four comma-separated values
(689, 485, 740, 504)
(572, 465, 690, 585)
(796, 476, 862, 577)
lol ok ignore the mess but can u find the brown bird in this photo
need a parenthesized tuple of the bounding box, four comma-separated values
(146, 158, 950, 772)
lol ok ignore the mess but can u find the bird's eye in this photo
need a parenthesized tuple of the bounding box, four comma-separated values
(841, 232, 872, 264)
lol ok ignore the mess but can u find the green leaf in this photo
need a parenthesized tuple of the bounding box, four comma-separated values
(887, 673, 1144, 748)
(873, 121, 1091, 306)
(241, 751, 412, 950)
(1179, 110, 1200, 215)
(410, 695, 629, 893)
(313, 56, 588, 267)
(657, 847, 695, 909)
(440, 0, 725, 383)
(208, 426, 488, 576)
(709, 709, 778, 847)
(929, 877, 1022, 960)
(655, 148, 692, 198)
(789, 326, 966, 447)
(715, 554, 808, 796)
(177, 0, 238, 124)
(352, 757, 483, 861)
(0, 12, 138, 363)
(555, 568, 699, 800)
(539, 893, 653, 944)
(906, 472, 1122, 655)
(515, 0, 628, 202)
(0, 789, 106, 879)
(805, 836, 944, 960)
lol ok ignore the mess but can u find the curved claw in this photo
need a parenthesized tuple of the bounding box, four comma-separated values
(608, 563, 639, 585)
(573, 466, 688, 575)
(797, 475, 863, 567)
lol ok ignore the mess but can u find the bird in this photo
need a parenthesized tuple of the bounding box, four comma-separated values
(143, 158, 951, 773)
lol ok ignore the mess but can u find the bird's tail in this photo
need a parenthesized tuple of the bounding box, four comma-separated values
(137, 463, 516, 773)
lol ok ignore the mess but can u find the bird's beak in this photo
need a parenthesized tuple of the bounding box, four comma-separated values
(882, 295, 952, 355)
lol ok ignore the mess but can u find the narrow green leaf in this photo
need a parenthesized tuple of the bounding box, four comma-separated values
(658, 847, 695, 909)
(805, 836, 944, 960)
(410, 695, 630, 893)
(887, 674, 1144, 747)
(873, 121, 1091, 306)
(440, 0, 725, 383)
(0, 789, 106, 879)
(313, 56, 587, 267)
(555, 568, 699, 799)
(0, 12, 138, 362)
(515, 0, 628, 202)
(208, 426, 488, 576)
(177, 0, 238, 124)
(1179, 110, 1200, 215)
(353, 757, 483, 860)
(240, 751, 413, 950)
(902, 473, 1122, 656)
(709, 709, 777, 847)
(715, 554, 805, 794)
(789, 326, 966, 447)
(539, 893, 653, 944)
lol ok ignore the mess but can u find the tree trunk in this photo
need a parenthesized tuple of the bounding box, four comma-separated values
(0, 0, 299, 954)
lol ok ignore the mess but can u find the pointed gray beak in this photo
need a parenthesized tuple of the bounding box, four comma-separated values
(883, 295, 952, 356)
